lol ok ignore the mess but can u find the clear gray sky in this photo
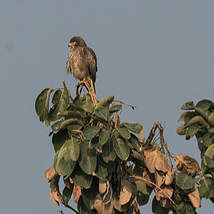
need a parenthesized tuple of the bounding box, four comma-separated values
(1, 0, 214, 213)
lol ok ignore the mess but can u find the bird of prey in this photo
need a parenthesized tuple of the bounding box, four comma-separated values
(66, 36, 97, 105)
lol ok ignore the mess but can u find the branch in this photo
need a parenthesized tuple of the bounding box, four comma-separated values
(131, 175, 176, 206)
(63, 203, 79, 214)
(143, 122, 159, 147)
(113, 99, 136, 110)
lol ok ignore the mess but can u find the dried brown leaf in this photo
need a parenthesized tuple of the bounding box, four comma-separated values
(176, 154, 201, 176)
(155, 171, 165, 187)
(73, 185, 81, 203)
(165, 168, 175, 185)
(188, 187, 201, 208)
(119, 179, 136, 205)
(144, 150, 158, 173)
(94, 199, 104, 214)
(155, 151, 170, 173)
(45, 167, 56, 181)
(49, 175, 62, 206)
(156, 186, 173, 201)
(99, 179, 107, 194)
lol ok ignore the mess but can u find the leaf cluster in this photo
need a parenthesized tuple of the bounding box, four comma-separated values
(177, 100, 214, 205)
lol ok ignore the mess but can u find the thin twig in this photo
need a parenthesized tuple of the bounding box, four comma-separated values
(157, 122, 175, 163)
(143, 122, 158, 147)
(131, 175, 176, 206)
(63, 203, 79, 214)
(113, 99, 136, 110)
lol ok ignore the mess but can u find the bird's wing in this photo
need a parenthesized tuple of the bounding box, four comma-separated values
(84, 47, 97, 83)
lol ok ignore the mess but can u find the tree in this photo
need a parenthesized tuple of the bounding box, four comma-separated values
(35, 81, 214, 214)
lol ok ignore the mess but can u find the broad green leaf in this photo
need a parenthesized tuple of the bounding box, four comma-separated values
(94, 105, 109, 121)
(152, 197, 170, 214)
(77, 197, 95, 214)
(137, 192, 149, 206)
(99, 129, 111, 146)
(199, 178, 214, 198)
(52, 129, 68, 152)
(129, 134, 141, 151)
(54, 140, 76, 177)
(181, 101, 195, 110)
(83, 126, 100, 141)
(186, 124, 201, 139)
(176, 172, 195, 190)
(74, 94, 94, 113)
(176, 124, 186, 135)
(98, 96, 114, 107)
(51, 118, 84, 131)
(58, 110, 83, 119)
(71, 166, 93, 189)
(48, 87, 70, 122)
(113, 137, 130, 161)
(204, 144, 214, 159)
(202, 133, 214, 147)
(82, 188, 98, 210)
(35, 88, 53, 122)
(203, 155, 214, 168)
(177, 112, 195, 123)
(102, 139, 116, 163)
(62, 185, 74, 205)
(116, 127, 131, 140)
(95, 160, 108, 179)
(135, 180, 151, 195)
(196, 99, 213, 111)
(109, 104, 122, 113)
(79, 141, 97, 175)
(175, 202, 195, 214)
(120, 122, 143, 134)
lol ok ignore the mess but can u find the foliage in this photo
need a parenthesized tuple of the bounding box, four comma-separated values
(36, 84, 214, 214)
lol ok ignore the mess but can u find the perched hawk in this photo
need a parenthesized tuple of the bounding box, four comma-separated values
(66, 36, 97, 104)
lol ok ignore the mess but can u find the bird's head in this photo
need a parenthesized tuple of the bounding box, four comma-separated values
(68, 36, 87, 48)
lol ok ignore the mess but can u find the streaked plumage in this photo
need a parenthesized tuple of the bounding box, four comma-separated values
(66, 36, 97, 90)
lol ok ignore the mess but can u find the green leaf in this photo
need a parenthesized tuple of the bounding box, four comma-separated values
(102, 139, 116, 163)
(71, 166, 93, 189)
(181, 101, 195, 110)
(113, 137, 130, 160)
(62, 185, 74, 205)
(175, 172, 195, 190)
(120, 122, 143, 134)
(208, 127, 214, 133)
(199, 178, 214, 198)
(52, 129, 68, 152)
(177, 112, 195, 123)
(116, 127, 131, 140)
(136, 192, 150, 206)
(94, 105, 109, 121)
(185, 124, 201, 139)
(48, 87, 70, 122)
(99, 129, 111, 146)
(109, 104, 122, 113)
(35, 88, 53, 122)
(98, 96, 114, 107)
(95, 160, 108, 179)
(51, 118, 84, 132)
(83, 126, 100, 141)
(82, 188, 98, 210)
(79, 141, 97, 175)
(129, 134, 142, 152)
(54, 140, 76, 177)
(175, 202, 195, 214)
(80, 94, 94, 113)
(136, 180, 152, 195)
(202, 133, 214, 147)
(204, 144, 214, 160)
(152, 197, 170, 214)
(196, 99, 213, 111)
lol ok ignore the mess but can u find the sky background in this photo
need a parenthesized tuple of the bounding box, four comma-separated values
(1, 0, 214, 213)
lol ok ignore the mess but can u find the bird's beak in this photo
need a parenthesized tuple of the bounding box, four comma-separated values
(68, 42, 76, 47)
